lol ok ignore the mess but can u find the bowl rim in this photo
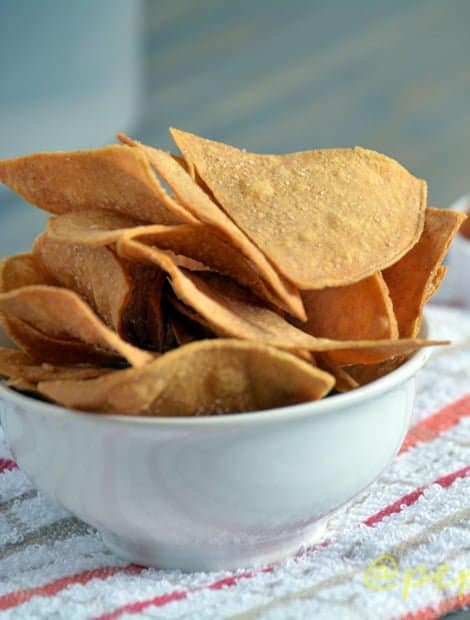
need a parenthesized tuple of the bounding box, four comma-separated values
(0, 322, 434, 428)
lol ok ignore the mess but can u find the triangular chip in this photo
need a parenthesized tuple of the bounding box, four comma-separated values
(33, 233, 132, 333)
(117, 234, 444, 364)
(170, 128, 427, 289)
(383, 207, 466, 337)
(0, 286, 153, 366)
(301, 273, 398, 364)
(118, 134, 306, 320)
(0, 145, 192, 224)
(38, 339, 335, 415)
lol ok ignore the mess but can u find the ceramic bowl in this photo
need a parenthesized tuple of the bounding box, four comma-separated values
(0, 328, 431, 571)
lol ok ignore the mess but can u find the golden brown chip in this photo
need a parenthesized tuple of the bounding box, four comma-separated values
(300, 273, 398, 364)
(170, 128, 427, 289)
(0, 347, 112, 384)
(0, 252, 54, 292)
(117, 234, 444, 364)
(38, 339, 335, 415)
(383, 208, 466, 337)
(0, 315, 118, 365)
(33, 233, 131, 333)
(118, 134, 306, 320)
(0, 145, 192, 224)
(46, 210, 142, 246)
(0, 286, 153, 366)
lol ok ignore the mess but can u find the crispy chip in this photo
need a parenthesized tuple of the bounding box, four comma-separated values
(33, 233, 131, 333)
(301, 273, 398, 364)
(118, 134, 306, 320)
(47, 210, 142, 246)
(0, 347, 112, 385)
(459, 210, 470, 239)
(38, 339, 335, 415)
(0, 315, 118, 364)
(0, 286, 153, 366)
(117, 234, 443, 364)
(383, 208, 466, 337)
(170, 128, 427, 289)
(0, 145, 191, 224)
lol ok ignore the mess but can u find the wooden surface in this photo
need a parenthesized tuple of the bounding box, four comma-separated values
(1, 0, 470, 252)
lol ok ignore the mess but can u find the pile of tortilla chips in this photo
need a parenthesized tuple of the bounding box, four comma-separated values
(0, 129, 465, 416)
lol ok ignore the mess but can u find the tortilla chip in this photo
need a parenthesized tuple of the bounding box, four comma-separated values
(0, 315, 118, 365)
(170, 128, 427, 289)
(383, 208, 466, 337)
(118, 134, 306, 321)
(46, 210, 142, 246)
(301, 273, 398, 364)
(0, 145, 192, 224)
(0, 252, 54, 292)
(38, 339, 335, 415)
(33, 233, 131, 332)
(0, 286, 153, 366)
(117, 234, 444, 364)
(0, 347, 112, 385)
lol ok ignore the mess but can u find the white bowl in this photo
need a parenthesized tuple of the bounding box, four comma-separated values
(0, 331, 431, 571)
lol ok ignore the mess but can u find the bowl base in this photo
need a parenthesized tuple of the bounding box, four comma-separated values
(99, 517, 330, 572)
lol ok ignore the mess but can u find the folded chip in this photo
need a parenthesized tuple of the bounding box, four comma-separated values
(0, 286, 153, 366)
(38, 339, 335, 415)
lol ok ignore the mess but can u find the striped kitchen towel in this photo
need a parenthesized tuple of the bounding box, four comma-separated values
(0, 305, 469, 620)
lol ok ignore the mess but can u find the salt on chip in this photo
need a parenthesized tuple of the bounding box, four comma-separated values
(117, 233, 444, 364)
(424, 265, 447, 303)
(301, 273, 398, 364)
(170, 128, 427, 289)
(38, 339, 335, 415)
(0, 286, 153, 366)
(383, 207, 466, 337)
(0, 145, 191, 224)
(118, 134, 306, 321)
